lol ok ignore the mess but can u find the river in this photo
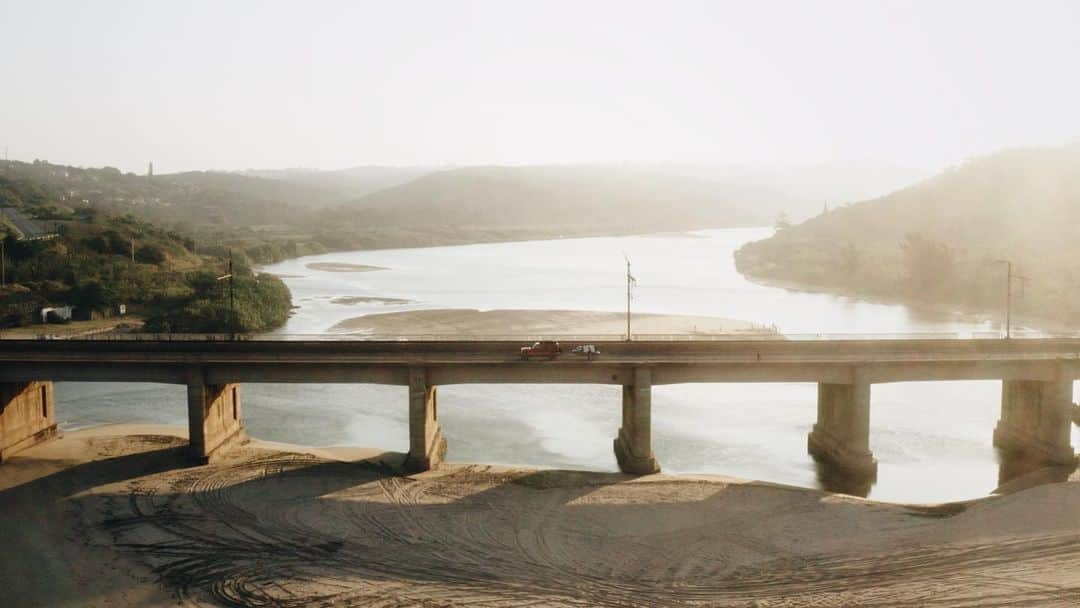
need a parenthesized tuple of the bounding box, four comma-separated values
(54, 228, 1079, 502)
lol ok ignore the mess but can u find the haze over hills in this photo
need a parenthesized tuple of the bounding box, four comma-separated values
(1, 155, 971, 265)
(337, 165, 803, 233)
(0, 158, 827, 261)
(735, 140, 1080, 326)
(622, 161, 932, 220)
(224, 161, 916, 225)
(240, 166, 433, 202)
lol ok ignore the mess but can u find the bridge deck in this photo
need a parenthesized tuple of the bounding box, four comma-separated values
(2, 338, 1080, 386)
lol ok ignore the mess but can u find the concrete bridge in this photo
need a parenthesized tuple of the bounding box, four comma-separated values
(1, 338, 1078, 478)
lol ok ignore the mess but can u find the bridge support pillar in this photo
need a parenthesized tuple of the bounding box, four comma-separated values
(614, 367, 660, 475)
(808, 381, 878, 475)
(405, 367, 446, 473)
(187, 372, 246, 463)
(0, 381, 59, 462)
(994, 377, 1075, 465)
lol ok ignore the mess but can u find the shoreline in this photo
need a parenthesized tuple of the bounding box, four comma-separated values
(739, 272, 1077, 335)
(3, 424, 1079, 606)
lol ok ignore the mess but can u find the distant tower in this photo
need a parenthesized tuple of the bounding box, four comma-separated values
(148, 162, 154, 178)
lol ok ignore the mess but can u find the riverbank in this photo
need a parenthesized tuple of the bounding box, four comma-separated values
(0, 317, 144, 339)
(2, 424, 1079, 606)
(734, 238, 1080, 336)
(330, 308, 778, 337)
(739, 271, 1080, 335)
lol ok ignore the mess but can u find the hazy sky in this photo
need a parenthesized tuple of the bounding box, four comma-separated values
(2, 0, 1079, 173)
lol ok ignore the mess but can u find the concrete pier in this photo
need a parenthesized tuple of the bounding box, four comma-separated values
(994, 377, 1076, 465)
(614, 367, 660, 474)
(404, 367, 446, 472)
(187, 370, 246, 463)
(808, 381, 878, 475)
(0, 381, 59, 461)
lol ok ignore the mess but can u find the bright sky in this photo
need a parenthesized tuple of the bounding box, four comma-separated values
(1, 0, 1078, 173)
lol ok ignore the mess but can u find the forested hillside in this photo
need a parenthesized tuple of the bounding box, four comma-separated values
(0, 163, 293, 332)
(735, 142, 1080, 326)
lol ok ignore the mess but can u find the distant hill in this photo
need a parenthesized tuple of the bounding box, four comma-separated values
(0, 160, 342, 224)
(167, 170, 350, 208)
(735, 141, 1080, 326)
(240, 166, 432, 201)
(0, 158, 930, 267)
(337, 165, 798, 233)
(621, 161, 931, 221)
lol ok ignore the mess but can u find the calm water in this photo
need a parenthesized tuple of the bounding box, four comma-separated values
(55, 228, 1079, 502)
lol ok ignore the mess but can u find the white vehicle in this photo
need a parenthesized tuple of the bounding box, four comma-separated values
(571, 344, 600, 359)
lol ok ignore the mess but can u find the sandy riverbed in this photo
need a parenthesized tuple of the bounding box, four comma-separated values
(331, 308, 776, 337)
(2, 425, 1079, 607)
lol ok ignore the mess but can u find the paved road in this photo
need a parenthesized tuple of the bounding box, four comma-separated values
(0, 207, 51, 239)
(3, 338, 1080, 366)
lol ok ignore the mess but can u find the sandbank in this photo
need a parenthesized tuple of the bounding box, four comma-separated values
(331, 308, 777, 337)
(305, 262, 388, 272)
(331, 295, 414, 306)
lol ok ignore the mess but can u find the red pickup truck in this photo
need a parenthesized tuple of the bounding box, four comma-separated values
(520, 340, 561, 360)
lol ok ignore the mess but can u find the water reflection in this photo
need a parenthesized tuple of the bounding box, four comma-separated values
(812, 446, 1078, 500)
(812, 460, 877, 498)
(995, 449, 1078, 494)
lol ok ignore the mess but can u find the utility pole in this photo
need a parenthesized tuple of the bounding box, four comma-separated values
(229, 250, 235, 335)
(1002, 259, 1011, 339)
(1, 239, 5, 288)
(216, 250, 236, 338)
(626, 255, 630, 343)
(994, 259, 1028, 339)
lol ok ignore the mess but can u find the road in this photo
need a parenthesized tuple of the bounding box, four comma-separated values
(2, 338, 1080, 386)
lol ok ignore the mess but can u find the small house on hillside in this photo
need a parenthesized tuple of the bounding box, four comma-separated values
(39, 306, 74, 324)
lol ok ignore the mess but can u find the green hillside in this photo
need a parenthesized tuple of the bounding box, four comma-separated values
(735, 142, 1080, 327)
(0, 163, 293, 332)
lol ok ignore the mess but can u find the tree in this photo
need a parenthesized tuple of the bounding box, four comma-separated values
(900, 233, 954, 293)
(67, 280, 112, 310)
(839, 241, 861, 276)
(135, 244, 166, 264)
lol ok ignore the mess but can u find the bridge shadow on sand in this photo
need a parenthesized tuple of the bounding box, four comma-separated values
(4, 437, 1080, 606)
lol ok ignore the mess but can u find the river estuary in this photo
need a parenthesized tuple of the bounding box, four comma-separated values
(55, 228, 1080, 502)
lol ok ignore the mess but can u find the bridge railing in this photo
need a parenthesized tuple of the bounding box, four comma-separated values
(4, 329, 1078, 342)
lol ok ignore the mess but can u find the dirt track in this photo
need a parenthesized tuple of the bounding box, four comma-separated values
(107, 445, 1080, 606)
(4, 429, 1080, 607)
